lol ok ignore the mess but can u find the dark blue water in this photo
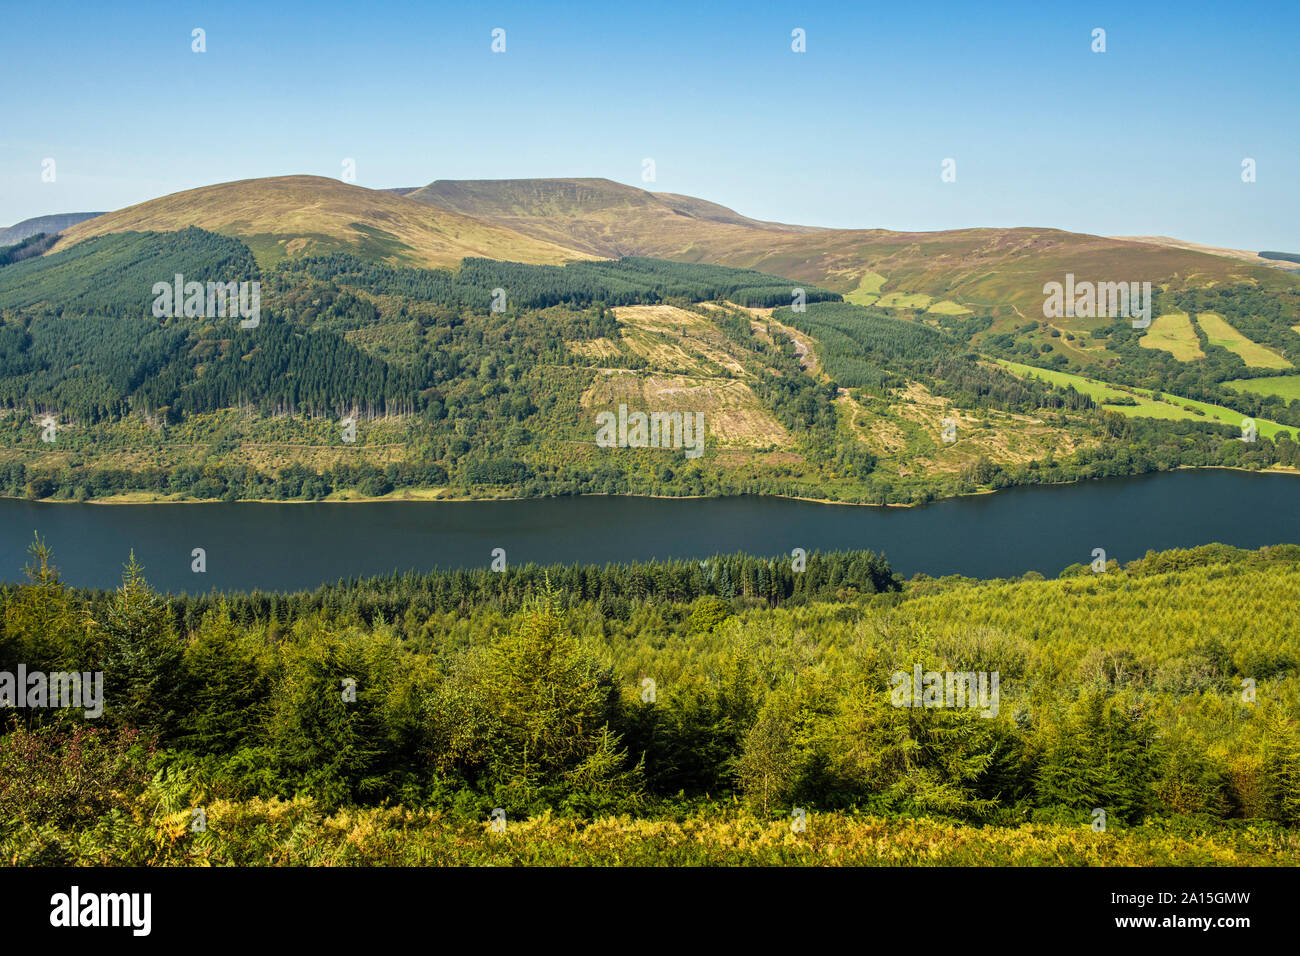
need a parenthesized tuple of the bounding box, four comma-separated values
(0, 469, 1295, 593)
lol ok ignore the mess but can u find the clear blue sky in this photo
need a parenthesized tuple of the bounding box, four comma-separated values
(2, 0, 1296, 250)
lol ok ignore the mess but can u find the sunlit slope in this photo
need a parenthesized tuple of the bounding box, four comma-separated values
(42, 175, 1299, 318)
(408, 178, 1299, 315)
(1114, 234, 1300, 273)
(407, 177, 814, 259)
(51, 175, 592, 271)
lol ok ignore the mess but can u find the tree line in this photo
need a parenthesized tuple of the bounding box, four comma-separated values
(1, 541, 1297, 834)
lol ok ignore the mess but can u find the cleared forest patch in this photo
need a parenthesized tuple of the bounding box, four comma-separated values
(580, 370, 790, 447)
(613, 304, 749, 376)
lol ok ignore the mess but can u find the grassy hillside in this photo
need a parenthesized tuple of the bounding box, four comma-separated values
(4, 541, 1299, 866)
(407, 177, 814, 260)
(1116, 235, 1300, 273)
(51, 176, 591, 271)
(1225, 375, 1300, 402)
(407, 177, 1300, 320)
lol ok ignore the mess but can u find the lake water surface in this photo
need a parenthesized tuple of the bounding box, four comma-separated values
(0, 469, 1295, 592)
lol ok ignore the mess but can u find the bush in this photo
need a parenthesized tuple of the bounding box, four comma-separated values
(0, 720, 155, 830)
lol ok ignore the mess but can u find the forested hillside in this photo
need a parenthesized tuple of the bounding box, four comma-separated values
(280, 252, 842, 310)
(0, 228, 259, 316)
(1, 222, 1299, 506)
(0, 233, 59, 268)
(3, 541, 1298, 865)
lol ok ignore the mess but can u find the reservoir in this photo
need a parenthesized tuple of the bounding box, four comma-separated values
(0, 469, 1295, 593)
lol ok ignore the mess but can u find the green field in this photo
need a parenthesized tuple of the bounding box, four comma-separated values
(874, 291, 933, 310)
(1224, 374, 1300, 402)
(997, 359, 1300, 440)
(997, 360, 1129, 402)
(1198, 312, 1292, 369)
(926, 299, 972, 315)
(844, 270, 887, 305)
(1140, 312, 1204, 362)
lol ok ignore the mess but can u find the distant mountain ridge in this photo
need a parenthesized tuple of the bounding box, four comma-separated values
(1112, 235, 1300, 273)
(0, 212, 103, 246)
(49, 176, 591, 271)
(29, 174, 1300, 319)
(403, 178, 1300, 316)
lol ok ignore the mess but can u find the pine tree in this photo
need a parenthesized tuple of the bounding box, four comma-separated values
(455, 581, 640, 812)
(98, 553, 182, 739)
(1, 535, 86, 672)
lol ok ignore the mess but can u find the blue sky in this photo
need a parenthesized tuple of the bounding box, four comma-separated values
(2, 0, 1296, 250)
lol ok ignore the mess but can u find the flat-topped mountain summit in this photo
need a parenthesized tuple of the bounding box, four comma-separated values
(51, 175, 591, 270)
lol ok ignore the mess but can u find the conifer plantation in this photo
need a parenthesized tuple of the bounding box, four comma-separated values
(3, 540, 1297, 865)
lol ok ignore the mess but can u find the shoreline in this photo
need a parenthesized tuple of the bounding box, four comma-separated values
(3, 463, 1296, 508)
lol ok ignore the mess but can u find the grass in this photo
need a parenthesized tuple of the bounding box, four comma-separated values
(1224, 375, 1300, 402)
(996, 360, 1129, 402)
(1197, 312, 1292, 369)
(926, 300, 972, 315)
(996, 359, 1300, 440)
(844, 271, 887, 306)
(52, 175, 590, 271)
(1113, 396, 1209, 423)
(874, 291, 933, 310)
(1140, 312, 1205, 362)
